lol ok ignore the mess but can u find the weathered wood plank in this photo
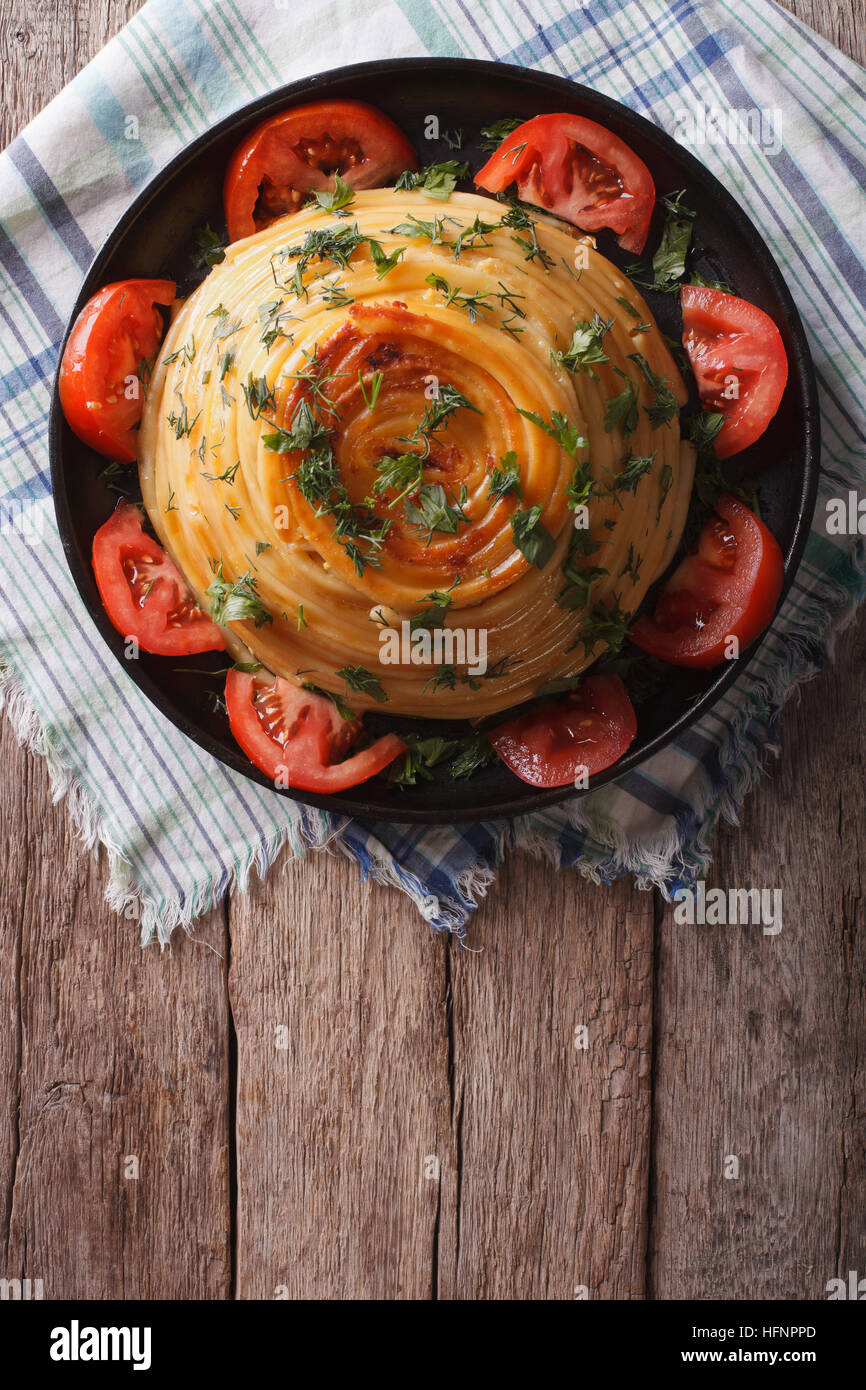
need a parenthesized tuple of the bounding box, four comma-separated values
(0, 717, 232, 1298)
(650, 618, 866, 1298)
(776, 0, 866, 65)
(438, 859, 655, 1299)
(0, 0, 145, 148)
(228, 855, 454, 1299)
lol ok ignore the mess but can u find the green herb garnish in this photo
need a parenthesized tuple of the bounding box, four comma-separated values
(395, 160, 469, 200)
(628, 352, 680, 428)
(358, 368, 384, 410)
(555, 313, 614, 379)
(510, 505, 555, 568)
(603, 369, 640, 437)
(479, 117, 522, 151)
(191, 223, 226, 269)
(404, 483, 470, 542)
(206, 562, 273, 628)
(487, 451, 522, 502)
(310, 172, 355, 214)
(517, 407, 587, 458)
(335, 664, 388, 703)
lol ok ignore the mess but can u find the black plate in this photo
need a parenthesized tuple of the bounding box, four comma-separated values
(50, 57, 819, 824)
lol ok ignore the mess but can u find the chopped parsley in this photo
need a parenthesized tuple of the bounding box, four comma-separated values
(191, 223, 226, 269)
(404, 482, 470, 542)
(310, 172, 355, 214)
(409, 579, 460, 630)
(395, 160, 470, 200)
(577, 597, 631, 658)
(388, 213, 458, 247)
(517, 407, 587, 458)
(374, 452, 424, 507)
(558, 553, 609, 612)
(367, 239, 405, 279)
(565, 459, 595, 512)
(262, 398, 332, 454)
(390, 731, 495, 786)
(609, 449, 657, 496)
(638, 189, 696, 293)
(510, 505, 555, 568)
(554, 313, 614, 379)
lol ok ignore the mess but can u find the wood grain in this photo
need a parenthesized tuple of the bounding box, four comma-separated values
(0, 0, 145, 148)
(650, 619, 866, 1298)
(776, 0, 866, 64)
(228, 859, 453, 1300)
(440, 861, 654, 1300)
(0, 0, 863, 1304)
(228, 852, 655, 1299)
(0, 717, 231, 1298)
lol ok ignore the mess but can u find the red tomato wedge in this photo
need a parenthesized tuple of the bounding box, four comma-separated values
(681, 285, 788, 459)
(92, 502, 225, 656)
(488, 673, 637, 788)
(58, 279, 175, 462)
(628, 493, 783, 669)
(224, 99, 419, 241)
(474, 112, 655, 254)
(225, 670, 406, 792)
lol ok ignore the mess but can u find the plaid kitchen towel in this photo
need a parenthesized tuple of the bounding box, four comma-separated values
(1, 0, 864, 946)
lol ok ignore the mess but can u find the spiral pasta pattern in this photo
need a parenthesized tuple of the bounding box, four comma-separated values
(139, 189, 694, 716)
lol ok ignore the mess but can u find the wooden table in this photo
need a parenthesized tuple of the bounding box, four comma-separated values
(1, 0, 864, 1301)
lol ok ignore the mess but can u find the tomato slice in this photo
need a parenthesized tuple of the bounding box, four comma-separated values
(224, 99, 419, 241)
(58, 279, 175, 462)
(92, 502, 225, 656)
(488, 673, 637, 788)
(628, 493, 783, 669)
(474, 113, 655, 254)
(681, 285, 788, 459)
(225, 670, 406, 792)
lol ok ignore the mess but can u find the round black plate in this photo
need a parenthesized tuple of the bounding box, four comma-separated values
(50, 57, 819, 824)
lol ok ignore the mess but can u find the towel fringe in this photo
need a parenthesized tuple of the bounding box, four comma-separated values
(0, 660, 343, 948)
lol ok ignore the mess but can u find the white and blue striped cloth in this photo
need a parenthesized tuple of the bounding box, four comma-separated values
(1, 0, 864, 944)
